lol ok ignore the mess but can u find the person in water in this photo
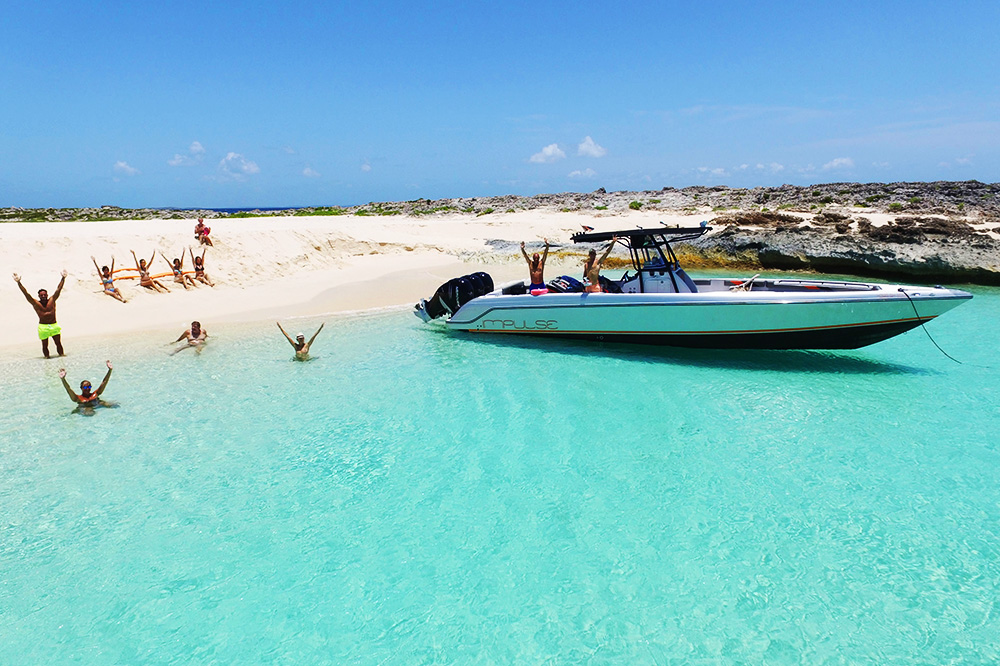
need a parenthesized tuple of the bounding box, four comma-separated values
(520, 238, 550, 293)
(131, 250, 170, 293)
(91, 256, 127, 303)
(583, 237, 618, 293)
(172, 321, 208, 354)
(13, 270, 67, 358)
(189, 247, 215, 286)
(163, 252, 197, 290)
(59, 360, 113, 410)
(277, 321, 324, 361)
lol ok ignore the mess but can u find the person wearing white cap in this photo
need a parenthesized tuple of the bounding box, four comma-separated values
(276, 321, 324, 361)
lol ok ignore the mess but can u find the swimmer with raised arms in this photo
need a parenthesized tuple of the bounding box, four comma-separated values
(277, 321, 324, 361)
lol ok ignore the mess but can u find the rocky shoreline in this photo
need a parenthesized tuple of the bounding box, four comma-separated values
(3, 180, 999, 285)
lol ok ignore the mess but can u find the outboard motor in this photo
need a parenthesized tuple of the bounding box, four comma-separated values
(414, 272, 494, 322)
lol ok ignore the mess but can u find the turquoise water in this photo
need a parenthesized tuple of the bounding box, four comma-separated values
(2, 286, 999, 665)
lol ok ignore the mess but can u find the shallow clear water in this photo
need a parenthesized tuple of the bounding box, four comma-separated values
(2, 286, 999, 664)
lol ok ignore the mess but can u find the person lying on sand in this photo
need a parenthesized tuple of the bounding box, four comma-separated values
(59, 360, 113, 413)
(520, 238, 550, 293)
(172, 321, 208, 355)
(277, 321, 324, 361)
(189, 247, 215, 286)
(13, 270, 67, 358)
(131, 250, 170, 293)
(163, 252, 197, 290)
(92, 256, 127, 303)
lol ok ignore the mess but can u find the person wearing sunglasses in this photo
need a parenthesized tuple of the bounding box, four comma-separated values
(59, 360, 113, 411)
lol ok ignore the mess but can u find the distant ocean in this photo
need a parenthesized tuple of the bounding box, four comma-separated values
(2, 284, 999, 664)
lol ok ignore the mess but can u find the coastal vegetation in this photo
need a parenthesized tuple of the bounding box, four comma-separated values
(4, 180, 997, 223)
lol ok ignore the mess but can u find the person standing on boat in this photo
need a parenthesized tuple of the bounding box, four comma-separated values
(277, 321, 324, 361)
(13, 270, 67, 358)
(583, 237, 617, 293)
(520, 239, 550, 293)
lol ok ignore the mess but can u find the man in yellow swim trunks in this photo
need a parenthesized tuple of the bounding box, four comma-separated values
(13, 270, 67, 358)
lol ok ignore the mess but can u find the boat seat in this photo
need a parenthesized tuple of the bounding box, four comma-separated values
(675, 268, 698, 293)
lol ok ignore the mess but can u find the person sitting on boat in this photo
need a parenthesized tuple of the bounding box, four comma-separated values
(59, 360, 113, 412)
(276, 321, 324, 361)
(583, 237, 617, 293)
(520, 238, 550, 294)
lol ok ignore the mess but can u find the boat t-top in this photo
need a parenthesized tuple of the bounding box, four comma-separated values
(414, 225, 972, 349)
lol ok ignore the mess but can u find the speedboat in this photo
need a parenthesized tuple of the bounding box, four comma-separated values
(413, 226, 973, 349)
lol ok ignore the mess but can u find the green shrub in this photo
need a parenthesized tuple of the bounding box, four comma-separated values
(888, 203, 903, 212)
(595, 205, 608, 210)
(628, 201, 642, 210)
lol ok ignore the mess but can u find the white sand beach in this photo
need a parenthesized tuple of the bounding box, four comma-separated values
(5, 207, 993, 356)
(0, 210, 706, 354)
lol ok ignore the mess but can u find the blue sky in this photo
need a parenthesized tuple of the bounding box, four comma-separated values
(2, 0, 998, 208)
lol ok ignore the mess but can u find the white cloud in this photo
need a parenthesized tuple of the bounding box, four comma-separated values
(755, 162, 785, 173)
(282, 146, 296, 155)
(303, 167, 321, 178)
(529, 143, 566, 164)
(577, 136, 606, 158)
(568, 168, 597, 178)
(698, 166, 728, 177)
(822, 157, 854, 170)
(872, 161, 890, 168)
(218, 152, 260, 180)
(738, 164, 749, 170)
(113, 161, 139, 176)
(168, 140, 206, 166)
(360, 162, 372, 172)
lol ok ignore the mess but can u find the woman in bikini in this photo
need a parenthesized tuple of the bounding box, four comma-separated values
(59, 360, 113, 414)
(131, 250, 170, 293)
(91, 255, 126, 302)
(583, 237, 618, 293)
(163, 251, 197, 290)
(189, 247, 215, 286)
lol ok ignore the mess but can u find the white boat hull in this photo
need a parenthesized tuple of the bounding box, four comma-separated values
(442, 284, 972, 349)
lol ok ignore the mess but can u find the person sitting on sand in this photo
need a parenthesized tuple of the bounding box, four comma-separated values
(520, 238, 550, 293)
(59, 360, 113, 412)
(277, 321, 324, 361)
(91, 256, 127, 303)
(131, 250, 170, 293)
(163, 252, 197, 290)
(189, 247, 215, 286)
(583, 237, 618, 293)
(194, 218, 213, 246)
(172, 320, 208, 354)
(13, 270, 67, 358)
